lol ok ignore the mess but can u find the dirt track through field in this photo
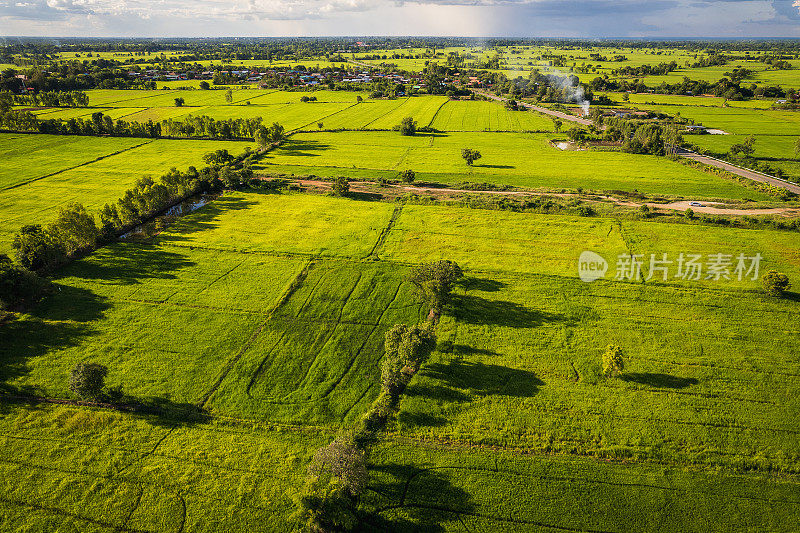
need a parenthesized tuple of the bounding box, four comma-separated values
(293, 179, 798, 216)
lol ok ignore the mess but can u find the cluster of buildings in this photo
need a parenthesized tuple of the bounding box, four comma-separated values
(123, 67, 426, 88)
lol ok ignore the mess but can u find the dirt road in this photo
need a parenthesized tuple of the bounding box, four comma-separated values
(293, 179, 797, 216)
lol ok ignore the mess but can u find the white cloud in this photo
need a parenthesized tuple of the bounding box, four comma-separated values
(0, 0, 798, 36)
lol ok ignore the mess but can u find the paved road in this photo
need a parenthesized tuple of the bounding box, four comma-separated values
(676, 148, 800, 194)
(474, 89, 800, 195)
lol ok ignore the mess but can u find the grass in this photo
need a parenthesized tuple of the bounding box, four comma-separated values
(257, 131, 766, 200)
(365, 440, 800, 531)
(0, 403, 324, 532)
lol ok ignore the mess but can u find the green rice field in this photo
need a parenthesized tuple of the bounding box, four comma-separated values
(2, 40, 800, 532)
(2, 191, 800, 530)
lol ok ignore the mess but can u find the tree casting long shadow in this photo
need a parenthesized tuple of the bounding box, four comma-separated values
(360, 463, 476, 532)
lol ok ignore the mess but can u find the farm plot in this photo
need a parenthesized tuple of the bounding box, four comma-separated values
(430, 100, 555, 131)
(314, 99, 411, 130)
(256, 132, 430, 177)
(0, 403, 324, 532)
(241, 90, 364, 105)
(0, 242, 305, 402)
(0, 136, 254, 253)
(30, 107, 111, 120)
(1, 192, 414, 423)
(381, 204, 800, 287)
(365, 95, 449, 130)
(208, 259, 425, 423)
(622, 220, 800, 288)
(379, 205, 629, 276)
(0, 133, 144, 191)
(86, 88, 264, 107)
(259, 131, 765, 200)
(158, 192, 394, 258)
(365, 441, 800, 531)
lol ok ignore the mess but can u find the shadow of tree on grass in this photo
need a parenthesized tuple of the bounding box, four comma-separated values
(455, 276, 507, 293)
(53, 244, 195, 285)
(360, 463, 475, 533)
(448, 294, 566, 329)
(420, 360, 543, 398)
(622, 373, 698, 389)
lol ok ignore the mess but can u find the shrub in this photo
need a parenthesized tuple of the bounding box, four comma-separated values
(308, 436, 368, 496)
(0, 254, 47, 309)
(408, 260, 464, 318)
(399, 169, 416, 183)
(684, 208, 695, 220)
(69, 362, 108, 400)
(397, 116, 417, 136)
(602, 344, 625, 377)
(576, 205, 595, 217)
(291, 477, 358, 533)
(461, 148, 482, 166)
(762, 270, 791, 297)
(386, 323, 437, 372)
(48, 202, 100, 255)
(332, 177, 350, 197)
(12, 224, 66, 271)
(292, 436, 368, 531)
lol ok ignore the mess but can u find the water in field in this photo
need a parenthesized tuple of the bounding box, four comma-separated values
(120, 194, 214, 241)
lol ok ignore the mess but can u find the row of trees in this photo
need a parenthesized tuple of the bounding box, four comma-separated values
(0, 106, 289, 143)
(162, 115, 268, 140)
(9, 90, 89, 107)
(294, 260, 463, 530)
(589, 74, 791, 101)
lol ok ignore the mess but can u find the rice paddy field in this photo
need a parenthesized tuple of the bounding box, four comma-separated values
(2, 190, 800, 531)
(2, 43, 800, 531)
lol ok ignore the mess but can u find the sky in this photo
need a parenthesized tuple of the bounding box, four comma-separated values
(0, 0, 799, 38)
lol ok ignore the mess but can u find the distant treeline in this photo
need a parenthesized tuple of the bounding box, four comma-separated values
(611, 61, 678, 77)
(589, 75, 793, 100)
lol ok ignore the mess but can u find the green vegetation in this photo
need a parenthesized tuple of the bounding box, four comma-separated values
(2, 38, 800, 532)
